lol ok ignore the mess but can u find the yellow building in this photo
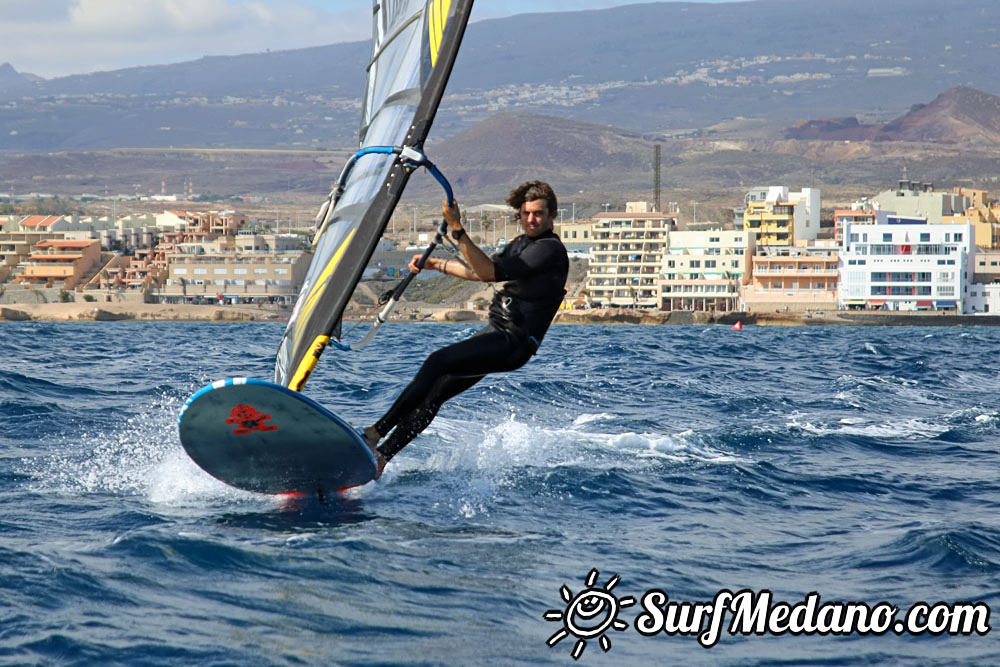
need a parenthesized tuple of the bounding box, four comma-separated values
(943, 187, 1000, 250)
(743, 186, 821, 247)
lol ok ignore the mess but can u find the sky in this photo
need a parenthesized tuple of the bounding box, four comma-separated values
(2, 0, 732, 79)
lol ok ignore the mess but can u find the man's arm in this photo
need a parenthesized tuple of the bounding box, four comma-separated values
(407, 200, 496, 282)
(444, 199, 495, 282)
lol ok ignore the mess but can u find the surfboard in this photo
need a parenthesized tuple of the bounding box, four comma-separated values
(178, 378, 377, 495)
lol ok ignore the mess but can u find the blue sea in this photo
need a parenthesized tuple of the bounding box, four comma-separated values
(3, 321, 999, 665)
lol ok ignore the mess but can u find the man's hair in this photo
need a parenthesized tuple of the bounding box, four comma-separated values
(506, 180, 557, 216)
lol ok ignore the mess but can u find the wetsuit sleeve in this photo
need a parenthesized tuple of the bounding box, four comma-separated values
(492, 238, 561, 282)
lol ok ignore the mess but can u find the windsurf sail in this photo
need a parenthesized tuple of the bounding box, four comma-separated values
(274, 0, 475, 391)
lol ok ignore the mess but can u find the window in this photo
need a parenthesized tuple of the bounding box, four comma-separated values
(954, 233, 963, 242)
(882, 233, 893, 242)
(194, 268, 207, 275)
(705, 260, 717, 268)
(214, 268, 227, 275)
(920, 233, 930, 242)
(174, 268, 187, 275)
(690, 260, 701, 268)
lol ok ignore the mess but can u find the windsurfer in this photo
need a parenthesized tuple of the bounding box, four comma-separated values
(364, 180, 568, 477)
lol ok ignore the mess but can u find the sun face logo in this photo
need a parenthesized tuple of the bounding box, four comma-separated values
(544, 569, 635, 660)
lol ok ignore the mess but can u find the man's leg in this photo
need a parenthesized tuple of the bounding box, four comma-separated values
(366, 327, 534, 474)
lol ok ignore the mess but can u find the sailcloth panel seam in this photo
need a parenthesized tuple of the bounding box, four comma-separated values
(368, 10, 423, 72)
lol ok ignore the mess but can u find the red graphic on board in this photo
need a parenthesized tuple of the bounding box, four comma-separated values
(226, 404, 279, 435)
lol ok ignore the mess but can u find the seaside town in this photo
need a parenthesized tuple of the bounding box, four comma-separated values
(1, 178, 999, 319)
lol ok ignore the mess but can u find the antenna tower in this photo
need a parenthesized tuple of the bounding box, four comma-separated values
(653, 143, 662, 212)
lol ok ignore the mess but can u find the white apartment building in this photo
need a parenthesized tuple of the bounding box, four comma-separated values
(661, 229, 753, 311)
(585, 203, 678, 307)
(966, 283, 1000, 314)
(839, 220, 974, 312)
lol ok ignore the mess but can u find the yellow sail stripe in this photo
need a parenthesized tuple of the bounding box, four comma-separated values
(296, 228, 356, 329)
(289, 335, 330, 392)
(428, 0, 451, 67)
(288, 228, 357, 375)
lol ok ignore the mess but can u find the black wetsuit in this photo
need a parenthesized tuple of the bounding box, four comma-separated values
(374, 230, 568, 461)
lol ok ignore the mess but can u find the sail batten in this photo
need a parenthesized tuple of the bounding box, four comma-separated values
(274, 0, 474, 390)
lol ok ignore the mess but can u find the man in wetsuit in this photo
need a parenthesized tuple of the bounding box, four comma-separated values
(364, 180, 568, 477)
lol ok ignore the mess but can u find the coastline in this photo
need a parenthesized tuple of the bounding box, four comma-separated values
(0, 303, 288, 322)
(5, 302, 1000, 327)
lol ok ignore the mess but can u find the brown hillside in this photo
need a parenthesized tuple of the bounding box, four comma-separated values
(875, 86, 1000, 144)
(784, 86, 1000, 146)
(429, 112, 659, 193)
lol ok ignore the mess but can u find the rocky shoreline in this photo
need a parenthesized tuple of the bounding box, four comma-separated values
(0, 303, 288, 322)
(4, 302, 1000, 327)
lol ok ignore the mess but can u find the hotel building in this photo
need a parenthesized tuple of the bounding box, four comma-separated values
(838, 219, 974, 312)
(585, 203, 679, 307)
(742, 240, 840, 312)
(661, 229, 752, 312)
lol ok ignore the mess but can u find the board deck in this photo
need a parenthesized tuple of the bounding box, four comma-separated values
(178, 378, 376, 494)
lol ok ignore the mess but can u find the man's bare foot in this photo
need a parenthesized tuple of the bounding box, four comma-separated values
(363, 426, 387, 480)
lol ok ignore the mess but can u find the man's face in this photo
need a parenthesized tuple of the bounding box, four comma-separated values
(520, 198, 554, 238)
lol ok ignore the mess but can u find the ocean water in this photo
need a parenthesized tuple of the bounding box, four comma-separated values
(2, 321, 999, 665)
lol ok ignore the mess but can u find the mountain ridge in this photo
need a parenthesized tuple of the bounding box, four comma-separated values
(786, 87, 1000, 144)
(1, 0, 999, 153)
